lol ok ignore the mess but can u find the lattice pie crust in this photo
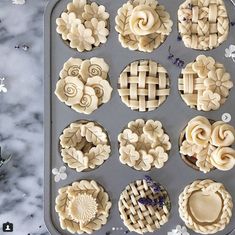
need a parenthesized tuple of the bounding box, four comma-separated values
(119, 179, 171, 234)
(178, 0, 229, 50)
(118, 60, 170, 112)
(55, 180, 112, 234)
(59, 120, 111, 172)
(56, 0, 109, 52)
(179, 179, 233, 234)
(179, 116, 235, 173)
(178, 55, 233, 111)
(118, 119, 171, 171)
(115, 0, 173, 52)
(55, 57, 113, 115)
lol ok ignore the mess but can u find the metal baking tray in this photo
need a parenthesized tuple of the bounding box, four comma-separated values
(44, 0, 235, 234)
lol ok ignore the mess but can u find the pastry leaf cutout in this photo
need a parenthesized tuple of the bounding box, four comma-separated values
(139, 33, 161, 52)
(115, 3, 133, 35)
(61, 148, 88, 172)
(119, 34, 139, 50)
(55, 187, 70, 218)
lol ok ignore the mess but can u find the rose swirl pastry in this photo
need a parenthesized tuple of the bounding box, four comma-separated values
(55, 57, 112, 114)
(180, 116, 235, 173)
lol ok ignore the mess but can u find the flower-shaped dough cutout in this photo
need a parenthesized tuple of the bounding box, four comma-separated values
(198, 90, 221, 111)
(178, 55, 232, 111)
(192, 55, 215, 78)
(115, 0, 172, 52)
(82, 2, 109, 22)
(80, 57, 109, 81)
(180, 116, 235, 173)
(56, 12, 81, 41)
(85, 18, 109, 47)
(60, 121, 111, 172)
(55, 57, 112, 115)
(204, 69, 233, 98)
(55, 180, 111, 234)
(54, 76, 84, 106)
(119, 119, 171, 171)
(86, 76, 113, 105)
(56, 0, 109, 52)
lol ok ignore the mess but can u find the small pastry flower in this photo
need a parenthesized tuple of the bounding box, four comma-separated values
(72, 86, 98, 114)
(180, 140, 203, 157)
(192, 55, 215, 78)
(157, 134, 172, 151)
(118, 129, 138, 146)
(128, 119, 145, 136)
(67, 0, 87, 22)
(185, 116, 211, 146)
(138, 150, 154, 171)
(54, 76, 84, 105)
(204, 69, 233, 98)
(82, 2, 109, 22)
(143, 120, 164, 140)
(211, 147, 235, 171)
(86, 76, 113, 105)
(52, 166, 67, 182)
(168, 225, 190, 235)
(119, 145, 140, 166)
(59, 57, 83, 79)
(149, 146, 168, 169)
(211, 122, 235, 147)
(67, 24, 95, 52)
(80, 57, 109, 81)
(198, 90, 221, 111)
(56, 12, 81, 40)
(85, 18, 109, 47)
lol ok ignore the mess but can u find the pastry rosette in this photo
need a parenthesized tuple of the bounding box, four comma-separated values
(115, 0, 173, 52)
(55, 57, 112, 114)
(55, 180, 112, 234)
(59, 120, 111, 172)
(56, 0, 109, 52)
(178, 55, 233, 111)
(179, 180, 233, 234)
(180, 116, 235, 173)
(118, 119, 171, 171)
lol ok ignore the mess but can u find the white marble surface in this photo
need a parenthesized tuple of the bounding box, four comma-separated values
(0, 0, 48, 234)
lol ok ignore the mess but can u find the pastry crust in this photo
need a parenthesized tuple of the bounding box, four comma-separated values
(59, 121, 111, 172)
(179, 116, 235, 173)
(55, 57, 112, 115)
(119, 179, 171, 234)
(178, 0, 229, 50)
(179, 180, 233, 234)
(118, 60, 170, 112)
(56, 0, 109, 52)
(178, 55, 233, 111)
(55, 180, 112, 234)
(115, 0, 172, 52)
(118, 119, 171, 171)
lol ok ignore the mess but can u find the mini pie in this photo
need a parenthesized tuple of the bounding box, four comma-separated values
(118, 119, 171, 171)
(179, 116, 235, 173)
(59, 120, 111, 172)
(56, 0, 109, 52)
(55, 57, 113, 114)
(115, 0, 173, 52)
(55, 180, 112, 234)
(118, 60, 170, 112)
(119, 178, 171, 234)
(178, 0, 229, 50)
(178, 55, 233, 111)
(179, 179, 233, 234)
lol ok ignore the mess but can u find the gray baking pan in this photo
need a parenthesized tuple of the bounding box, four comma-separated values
(44, 0, 235, 234)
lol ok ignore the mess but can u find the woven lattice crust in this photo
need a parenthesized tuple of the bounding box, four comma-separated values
(119, 179, 171, 234)
(178, 0, 229, 50)
(179, 179, 233, 234)
(118, 60, 170, 112)
(55, 180, 112, 234)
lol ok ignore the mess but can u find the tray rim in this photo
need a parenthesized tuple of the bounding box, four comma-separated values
(44, 0, 61, 234)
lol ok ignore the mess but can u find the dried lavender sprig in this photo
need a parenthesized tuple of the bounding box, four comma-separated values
(144, 175, 161, 193)
(138, 197, 165, 207)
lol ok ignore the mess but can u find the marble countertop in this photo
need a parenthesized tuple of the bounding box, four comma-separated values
(0, 0, 48, 234)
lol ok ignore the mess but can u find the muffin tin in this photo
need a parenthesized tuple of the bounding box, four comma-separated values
(44, 0, 235, 234)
